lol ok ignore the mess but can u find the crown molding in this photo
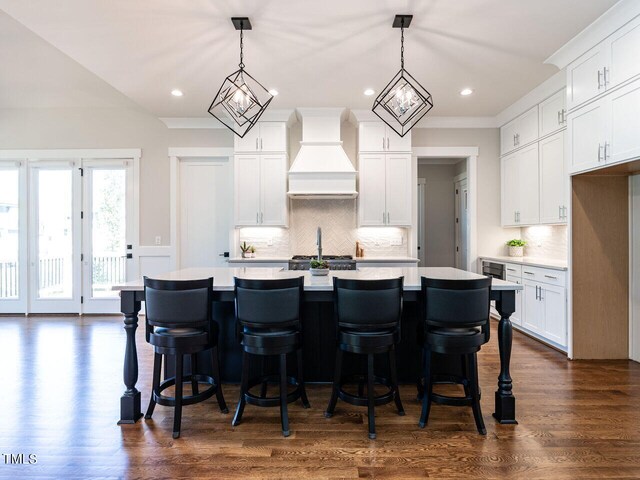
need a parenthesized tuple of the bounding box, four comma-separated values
(545, 0, 640, 69)
(348, 109, 497, 128)
(161, 109, 296, 129)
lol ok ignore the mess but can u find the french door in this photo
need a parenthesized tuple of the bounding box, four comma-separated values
(27, 159, 133, 314)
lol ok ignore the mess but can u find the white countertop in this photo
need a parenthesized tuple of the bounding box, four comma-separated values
(227, 257, 290, 263)
(113, 267, 521, 292)
(227, 257, 420, 263)
(480, 255, 568, 271)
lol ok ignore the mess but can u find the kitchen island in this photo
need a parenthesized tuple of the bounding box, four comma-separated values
(114, 267, 521, 426)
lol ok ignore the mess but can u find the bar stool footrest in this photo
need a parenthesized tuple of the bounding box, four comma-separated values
(244, 374, 303, 407)
(154, 374, 218, 407)
(337, 374, 398, 408)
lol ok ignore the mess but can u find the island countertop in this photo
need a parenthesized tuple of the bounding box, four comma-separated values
(113, 267, 521, 292)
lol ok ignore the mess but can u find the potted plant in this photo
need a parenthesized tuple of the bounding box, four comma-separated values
(240, 241, 253, 259)
(309, 259, 330, 276)
(506, 239, 527, 257)
(249, 246, 256, 258)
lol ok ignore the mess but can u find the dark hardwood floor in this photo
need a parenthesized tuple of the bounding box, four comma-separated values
(1, 315, 640, 479)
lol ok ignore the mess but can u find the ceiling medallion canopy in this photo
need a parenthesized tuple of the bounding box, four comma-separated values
(372, 15, 434, 137)
(208, 17, 273, 138)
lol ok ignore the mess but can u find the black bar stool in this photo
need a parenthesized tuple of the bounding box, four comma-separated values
(325, 277, 405, 439)
(232, 277, 310, 437)
(419, 276, 492, 435)
(143, 277, 228, 439)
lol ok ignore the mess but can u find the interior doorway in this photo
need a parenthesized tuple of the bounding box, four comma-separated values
(416, 159, 468, 268)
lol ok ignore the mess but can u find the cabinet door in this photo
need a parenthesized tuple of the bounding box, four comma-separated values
(234, 155, 261, 225)
(500, 120, 518, 155)
(385, 154, 412, 226)
(359, 123, 387, 152)
(516, 106, 539, 147)
(522, 281, 543, 334)
(260, 155, 288, 226)
(608, 79, 640, 165)
(234, 128, 260, 153)
(506, 275, 523, 327)
(358, 154, 387, 226)
(567, 98, 607, 174)
(566, 44, 607, 110)
(607, 15, 640, 90)
(539, 90, 566, 137)
(386, 127, 412, 152)
(542, 283, 567, 347)
(259, 123, 287, 152)
(539, 132, 566, 224)
(501, 152, 519, 226)
(517, 143, 540, 225)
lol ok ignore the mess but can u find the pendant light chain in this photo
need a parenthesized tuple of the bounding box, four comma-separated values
(400, 21, 405, 70)
(239, 26, 245, 70)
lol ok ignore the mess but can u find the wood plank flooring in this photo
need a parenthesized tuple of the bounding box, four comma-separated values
(1, 315, 640, 479)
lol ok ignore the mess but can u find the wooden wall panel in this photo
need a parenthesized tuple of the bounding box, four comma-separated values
(572, 175, 629, 359)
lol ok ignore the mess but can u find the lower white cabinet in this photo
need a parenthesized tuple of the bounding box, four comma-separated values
(522, 281, 544, 333)
(506, 274, 523, 326)
(521, 277, 567, 349)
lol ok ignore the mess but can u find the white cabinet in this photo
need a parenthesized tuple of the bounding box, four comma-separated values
(234, 154, 288, 227)
(359, 123, 411, 152)
(539, 89, 566, 138)
(501, 143, 539, 226)
(506, 275, 523, 327)
(358, 153, 411, 226)
(566, 15, 640, 111)
(500, 106, 539, 155)
(539, 132, 567, 224)
(568, 78, 640, 174)
(522, 280, 544, 334)
(541, 283, 567, 347)
(234, 122, 287, 153)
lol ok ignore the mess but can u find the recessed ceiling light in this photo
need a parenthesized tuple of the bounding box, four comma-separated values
(269, 89, 279, 96)
(460, 88, 473, 96)
(364, 88, 375, 96)
(171, 89, 183, 97)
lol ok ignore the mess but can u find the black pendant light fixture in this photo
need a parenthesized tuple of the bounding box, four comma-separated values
(372, 15, 434, 137)
(208, 17, 273, 138)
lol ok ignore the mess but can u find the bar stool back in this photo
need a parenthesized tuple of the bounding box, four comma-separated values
(232, 277, 310, 437)
(325, 277, 405, 439)
(143, 277, 227, 439)
(419, 276, 492, 434)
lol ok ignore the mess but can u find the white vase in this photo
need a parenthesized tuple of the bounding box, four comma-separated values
(508, 246, 524, 257)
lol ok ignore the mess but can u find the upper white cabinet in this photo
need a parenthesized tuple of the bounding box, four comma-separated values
(234, 122, 287, 153)
(568, 78, 640, 174)
(234, 154, 288, 227)
(359, 122, 411, 152)
(539, 89, 567, 138)
(539, 132, 568, 224)
(501, 143, 540, 227)
(500, 106, 539, 155)
(358, 153, 411, 226)
(566, 15, 640, 111)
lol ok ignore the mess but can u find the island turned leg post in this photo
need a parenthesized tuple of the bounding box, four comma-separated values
(492, 290, 518, 424)
(118, 290, 143, 425)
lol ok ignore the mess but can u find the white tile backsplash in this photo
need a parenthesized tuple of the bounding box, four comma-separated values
(519, 225, 567, 260)
(238, 199, 409, 258)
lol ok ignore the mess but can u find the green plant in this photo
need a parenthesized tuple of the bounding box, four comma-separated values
(240, 241, 252, 253)
(249, 246, 256, 253)
(310, 259, 329, 269)
(506, 239, 527, 247)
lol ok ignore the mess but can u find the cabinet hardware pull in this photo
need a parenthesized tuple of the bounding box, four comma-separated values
(524, 271, 534, 275)
(535, 285, 539, 300)
(383, 211, 386, 224)
(387, 212, 390, 224)
(562, 109, 566, 124)
(507, 268, 516, 272)
(604, 141, 610, 161)
(387, 137, 390, 150)
(597, 69, 603, 89)
(513, 134, 516, 147)
(558, 110, 562, 125)
(544, 275, 558, 279)
(256, 138, 259, 150)
(604, 67, 610, 86)
(260, 138, 263, 150)
(598, 143, 604, 162)
(256, 212, 259, 224)
(559, 205, 562, 219)
(260, 212, 264, 224)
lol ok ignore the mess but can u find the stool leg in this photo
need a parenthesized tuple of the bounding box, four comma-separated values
(145, 352, 162, 419)
(419, 346, 433, 428)
(297, 348, 310, 408)
(388, 345, 405, 416)
(259, 356, 268, 399)
(232, 351, 250, 426)
(212, 345, 228, 413)
(325, 348, 343, 417)
(468, 353, 486, 435)
(367, 353, 376, 439)
(191, 354, 199, 396)
(461, 354, 470, 399)
(416, 348, 425, 401)
(279, 353, 290, 437)
(173, 354, 184, 439)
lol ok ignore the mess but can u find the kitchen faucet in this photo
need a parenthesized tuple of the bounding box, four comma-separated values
(317, 227, 322, 261)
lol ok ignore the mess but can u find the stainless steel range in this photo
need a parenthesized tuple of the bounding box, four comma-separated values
(288, 255, 356, 271)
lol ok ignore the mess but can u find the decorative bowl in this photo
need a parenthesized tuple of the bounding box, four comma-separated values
(309, 268, 330, 276)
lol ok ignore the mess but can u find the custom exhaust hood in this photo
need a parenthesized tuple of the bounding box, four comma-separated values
(287, 108, 357, 199)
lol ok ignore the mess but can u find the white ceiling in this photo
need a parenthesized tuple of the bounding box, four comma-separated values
(0, 0, 619, 118)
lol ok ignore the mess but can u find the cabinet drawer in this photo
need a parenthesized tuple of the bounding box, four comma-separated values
(505, 263, 522, 277)
(521, 266, 566, 286)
